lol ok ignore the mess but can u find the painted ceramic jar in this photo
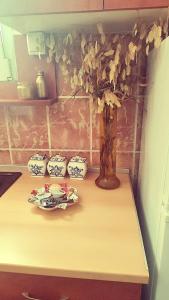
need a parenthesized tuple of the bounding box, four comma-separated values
(28, 154, 48, 176)
(47, 154, 67, 178)
(67, 156, 87, 180)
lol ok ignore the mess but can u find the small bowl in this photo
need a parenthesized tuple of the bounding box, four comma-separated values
(28, 183, 79, 211)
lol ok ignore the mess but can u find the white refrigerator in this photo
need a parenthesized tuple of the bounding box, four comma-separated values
(138, 36, 169, 300)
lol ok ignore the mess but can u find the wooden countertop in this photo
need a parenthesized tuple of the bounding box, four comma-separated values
(0, 167, 149, 284)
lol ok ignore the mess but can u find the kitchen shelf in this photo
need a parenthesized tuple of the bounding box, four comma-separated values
(0, 98, 56, 105)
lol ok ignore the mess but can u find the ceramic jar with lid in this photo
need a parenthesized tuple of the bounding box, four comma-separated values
(28, 154, 48, 176)
(36, 71, 47, 99)
(67, 156, 87, 179)
(17, 81, 33, 99)
(47, 154, 67, 178)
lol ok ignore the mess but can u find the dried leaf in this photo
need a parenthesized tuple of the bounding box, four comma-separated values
(64, 33, 73, 45)
(146, 44, 149, 56)
(85, 81, 89, 93)
(163, 20, 168, 35)
(112, 34, 119, 43)
(133, 23, 138, 36)
(154, 37, 161, 48)
(47, 33, 55, 50)
(104, 90, 121, 108)
(60, 63, 69, 77)
(62, 52, 67, 62)
(125, 53, 130, 66)
(71, 76, 75, 90)
(97, 23, 104, 35)
(102, 69, 106, 80)
(101, 33, 106, 45)
(109, 60, 116, 83)
(121, 69, 126, 80)
(104, 49, 114, 56)
(124, 84, 129, 95)
(147, 30, 154, 43)
(128, 42, 137, 60)
(157, 26, 162, 37)
(97, 98, 105, 113)
(95, 40, 100, 55)
(126, 64, 131, 76)
(81, 35, 86, 54)
(140, 24, 147, 40)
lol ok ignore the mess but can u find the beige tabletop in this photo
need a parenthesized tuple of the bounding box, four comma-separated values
(0, 166, 149, 284)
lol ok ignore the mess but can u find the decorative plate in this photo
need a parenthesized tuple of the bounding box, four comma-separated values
(28, 183, 79, 211)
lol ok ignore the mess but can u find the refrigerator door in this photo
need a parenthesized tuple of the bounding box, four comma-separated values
(138, 37, 169, 300)
(139, 36, 169, 255)
(153, 211, 169, 300)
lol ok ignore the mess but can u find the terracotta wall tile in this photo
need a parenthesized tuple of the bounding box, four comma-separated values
(0, 106, 9, 148)
(14, 35, 57, 98)
(136, 100, 144, 151)
(116, 127, 134, 152)
(49, 99, 90, 150)
(12, 150, 49, 165)
(92, 151, 100, 167)
(117, 99, 136, 127)
(56, 65, 87, 97)
(116, 152, 134, 171)
(0, 82, 17, 99)
(7, 106, 49, 149)
(0, 150, 11, 164)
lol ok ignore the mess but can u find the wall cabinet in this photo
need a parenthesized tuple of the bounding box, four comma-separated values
(0, 0, 168, 16)
(0, 0, 103, 16)
(0, 272, 141, 300)
(104, 0, 169, 10)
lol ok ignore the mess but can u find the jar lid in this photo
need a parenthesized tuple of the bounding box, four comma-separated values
(37, 71, 44, 76)
(50, 154, 66, 162)
(70, 156, 87, 163)
(30, 153, 47, 161)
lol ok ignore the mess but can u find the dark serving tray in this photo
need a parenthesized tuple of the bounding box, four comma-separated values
(0, 172, 22, 197)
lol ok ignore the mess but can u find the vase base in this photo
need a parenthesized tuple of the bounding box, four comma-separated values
(95, 175, 120, 190)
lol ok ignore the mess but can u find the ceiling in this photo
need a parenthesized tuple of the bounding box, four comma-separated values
(0, 8, 167, 34)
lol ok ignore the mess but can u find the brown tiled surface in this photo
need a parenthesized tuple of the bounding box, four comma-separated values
(0, 82, 17, 99)
(0, 150, 11, 164)
(0, 34, 144, 191)
(49, 99, 90, 150)
(136, 100, 144, 151)
(0, 106, 9, 148)
(116, 152, 134, 170)
(117, 99, 136, 127)
(12, 150, 50, 165)
(7, 106, 49, 149)
(92, 151, 100, 167)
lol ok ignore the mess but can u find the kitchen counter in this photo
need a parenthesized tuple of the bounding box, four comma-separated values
(0, 166, 149, 284)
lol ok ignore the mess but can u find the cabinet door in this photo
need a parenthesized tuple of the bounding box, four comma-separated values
(0, 272, 141, 300)
(0, 0, 103, 16)
(104, 0, 169, 10)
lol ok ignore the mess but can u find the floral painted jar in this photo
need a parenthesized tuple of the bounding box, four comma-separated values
(28, 154, 48, 176)
(67, 156, 87, 180)
(47, 155, 67, 178)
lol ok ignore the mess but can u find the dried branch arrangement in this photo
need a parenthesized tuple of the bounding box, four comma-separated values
(46, 19, 168, 112)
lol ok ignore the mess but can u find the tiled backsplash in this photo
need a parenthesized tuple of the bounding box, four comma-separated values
(0, 35, 144, 189)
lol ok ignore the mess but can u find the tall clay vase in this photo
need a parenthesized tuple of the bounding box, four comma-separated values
(95, 105, 120, 190)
